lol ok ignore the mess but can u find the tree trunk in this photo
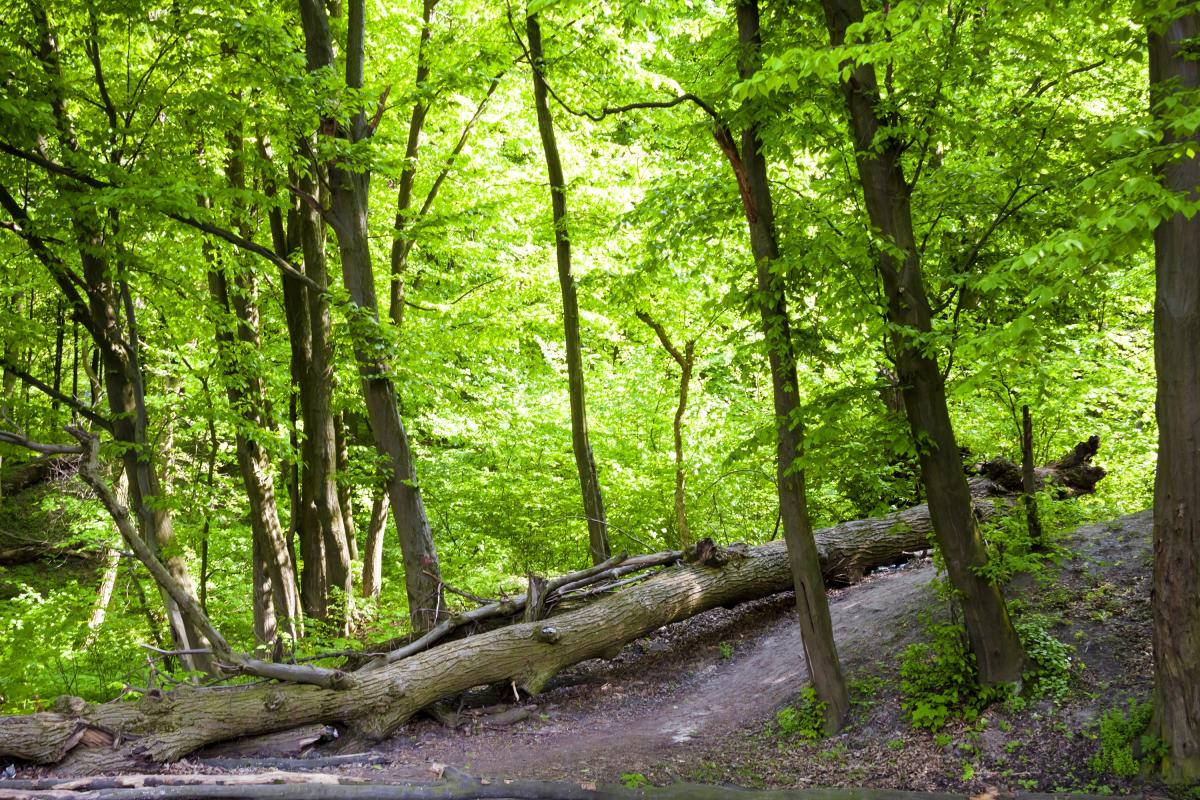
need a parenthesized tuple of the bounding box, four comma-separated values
(820, 0, 1026, 686)
(388, 0, 438, 330)
(526, 10, 611, 566)
(636, 312, 694, 548)
(207, 265, 301, 644)
(204, 129, 302, 645)
(1021, 405, 1042, 548)
(1148, 8, 1200, 783)
(0, 444, 1101, 771)
(336, 415, 359, 563)
(363, 493, 390, 599)
(294, 162, 354, 629)
(297, 0, 445, 632)
(15, 7, 214, 674)
(705, 0, 849, 733)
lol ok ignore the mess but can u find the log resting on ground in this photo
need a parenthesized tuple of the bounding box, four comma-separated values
(0, 440, 1105, 772)
(0, 768, 1127, 800)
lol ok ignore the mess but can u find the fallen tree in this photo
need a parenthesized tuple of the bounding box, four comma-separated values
(0, 767, 1126, 800)
(0, 440, 1104, 774)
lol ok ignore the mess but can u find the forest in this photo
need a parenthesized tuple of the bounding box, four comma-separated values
(0, 0, 1197, 796)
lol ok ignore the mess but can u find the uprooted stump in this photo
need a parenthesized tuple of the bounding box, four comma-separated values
(0, 439, 1106, 773)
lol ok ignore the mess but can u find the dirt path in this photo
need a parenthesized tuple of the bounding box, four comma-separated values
(357, 511, 1157, 795)
(371, 562, 939, 780)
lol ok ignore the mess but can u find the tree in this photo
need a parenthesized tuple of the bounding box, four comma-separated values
(714, 0, 849, 734)
(296, 0, 446, 631)
(819, 0, 1026, 686)
(525, 7, 612, 565)
(1148, 3, 1200, 782)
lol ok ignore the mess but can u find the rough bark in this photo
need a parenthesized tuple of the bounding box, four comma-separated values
(527, 10, 611, 565)
(294, 161, 354, 628)
(820, 0, 1026, 686)
(1148, 7, 1200, 783)
(297, 0, 445, 631)
(0, 444, 1101, 770)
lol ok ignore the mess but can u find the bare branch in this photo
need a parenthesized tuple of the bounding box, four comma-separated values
(0, 356, 113, 431)
(0, 429, 83, 455)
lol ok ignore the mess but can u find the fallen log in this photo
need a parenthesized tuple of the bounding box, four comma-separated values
(0, 440, 1104, 772)
(0, 768, 1128, 800)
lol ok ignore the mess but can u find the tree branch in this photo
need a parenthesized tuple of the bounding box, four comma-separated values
(0, 141, 324, 293)
(0, 356, 113, 431)
(0, 429, 84, 455)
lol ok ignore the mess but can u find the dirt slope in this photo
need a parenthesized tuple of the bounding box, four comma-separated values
(352, 512, 1156, 794)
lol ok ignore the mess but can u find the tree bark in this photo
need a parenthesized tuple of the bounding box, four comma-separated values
(297, 0, 445, 631)
(819, 0, 1026, 687)
(526, 10, 611, 565)
(1148, 8, 1200, 783)
(0, 443, 1101, 770)
(294, 160, 354, 629)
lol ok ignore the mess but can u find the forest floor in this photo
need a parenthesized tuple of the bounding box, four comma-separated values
(6, 510, 1164, 795)
(303, 510, 1160, 795)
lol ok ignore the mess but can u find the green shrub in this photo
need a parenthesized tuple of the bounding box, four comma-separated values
(774, 685, 827, 741)
(1090, 700, 1157, 777)
(1014, 614, 1073, 702)
(900, 620, 1010, 731)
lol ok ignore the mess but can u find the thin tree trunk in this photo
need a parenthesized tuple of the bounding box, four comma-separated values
(363, 493, 390, 599)
(526, 10, 610, 565)
(820, 0, 1025, 686)
(388, 0, 438, 329)
(636, 311, 694, 548)
(1148, 8, 1200, 783)
(297, 0, 445, 632)
(1020, 405, 1042, 548)
(336, 414, 359, 562)
(86, 471, 128, 637)
(705, 0, 849, 733)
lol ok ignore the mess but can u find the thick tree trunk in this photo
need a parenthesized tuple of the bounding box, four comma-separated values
(1148, 9, 1200, 784)
(294, 165, 354, 628)
(820, 0, 1026, 687)
(298, 0, 445, 632)
(527, 11, 611, 566)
